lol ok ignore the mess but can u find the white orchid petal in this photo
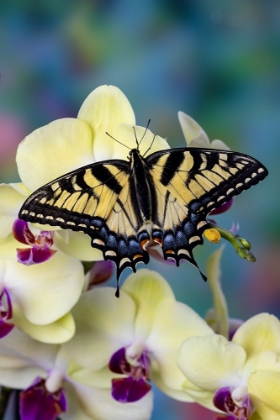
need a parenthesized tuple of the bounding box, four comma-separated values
(16, 118, 94, 192)
(0, 328, 58, 371)
(122, 269, 175, 339)
(67, 381, 153, 420)
(12, 305, 75, 344)
(151, 364, 194, 402)
(233, 313, 280, 359)
(9, 182, 31, 196)
(0, 233, 20, 259)
(256, 350, 280, 372)
(178, 111, 210, 146)
(211, 139, 231, 151)
(0, 184, 25, 238)
(148, 299, 212, 392)
(3, 254, 84, 324)
(78, 85, 136, 161)
(63, 288, 135, 370)
(178, 334, 246, 391)
(54, 230, 102, 261)
(249, 370, 280, 420)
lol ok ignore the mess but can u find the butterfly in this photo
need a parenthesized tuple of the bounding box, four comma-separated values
(19, 134, 268, 296)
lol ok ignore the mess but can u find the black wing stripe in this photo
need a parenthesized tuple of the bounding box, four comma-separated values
(160, 151, 184, 186)
(90, 165, 123, 194)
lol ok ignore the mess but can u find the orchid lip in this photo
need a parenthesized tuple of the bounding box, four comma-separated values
(0, 288, 14, 338)
(20, 377, 67, 420)
(13, 219, 57, 265)
(213, 386, 251, 420)
(109, 346, 151, 403)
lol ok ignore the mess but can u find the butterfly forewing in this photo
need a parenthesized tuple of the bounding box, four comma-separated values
(147, 147, 268, 214)
(19, 160, 130, 235)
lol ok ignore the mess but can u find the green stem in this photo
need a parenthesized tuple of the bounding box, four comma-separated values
(207, 222, 256, 262)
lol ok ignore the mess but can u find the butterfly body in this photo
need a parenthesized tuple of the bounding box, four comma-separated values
(19, 146, 268, 285)
(128, 148, 154, 222)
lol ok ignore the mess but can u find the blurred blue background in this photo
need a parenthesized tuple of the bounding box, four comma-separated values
(0, 1, 279, 419)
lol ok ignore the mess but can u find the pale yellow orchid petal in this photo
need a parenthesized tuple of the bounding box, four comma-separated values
(178, 111, 210, 147)
(0, 331, 55, 369)
(16, 118, 94, 192)
(249, 370, 280, 420)
(147, 299, 212, 394)
(63, 288, 136, 371)
(69, 365, 113, 389)
(60, 383, 94, 420)
(12, 304, 75, 343)
(255, 350, 280, 372)
(3, 254, 84, 324)
(178, 334, 246, 391)
(122, 269, 175, 339)
(54, 230, 102, 261)
(0, 366, 46, 390)
(233, 313, 280, 360)
(211, 139, 231, 151)
(0, 233, 19, 259)
(0, 184, 25, 238)
(78, 85, 136, 161)
(150, 362, 194, 402)
(9, 182, 31, 196)
(64, 380, 153, 420)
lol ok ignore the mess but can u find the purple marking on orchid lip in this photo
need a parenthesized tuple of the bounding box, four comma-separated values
(210, 199, 234, 215)
(0, 320, 14, 338)
(13, 219, 29, 245)
(20, 377, 67, 420)
(112, 376, 151, 403)
(214, 387, 250, 420)
(16, 247, 57, 265)
(0, 289, 14, 338)
(109, 346, 151, 403)
(109, 347, 127, 374)
(14, 220, 57, 265)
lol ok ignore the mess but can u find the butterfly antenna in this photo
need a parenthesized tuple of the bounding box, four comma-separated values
(133, 126, 139, 150)
(138, 119, 151, 147)
(143, 133, 156, 158)
(105, 132, 131, 150)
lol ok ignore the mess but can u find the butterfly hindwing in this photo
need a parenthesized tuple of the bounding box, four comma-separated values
(147, 147, 268, 270)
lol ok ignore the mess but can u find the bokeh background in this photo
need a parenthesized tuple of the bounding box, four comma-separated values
(1, 1, 280, 419)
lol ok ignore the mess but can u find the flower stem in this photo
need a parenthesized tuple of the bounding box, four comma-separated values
(207, 222, 256, 262)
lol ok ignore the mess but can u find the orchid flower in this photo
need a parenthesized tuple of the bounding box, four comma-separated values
(0, 328, 152, 420)
(0, 252, 84, 343)
(178, 313, 280, 420)
(62, 269, 213, 404)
